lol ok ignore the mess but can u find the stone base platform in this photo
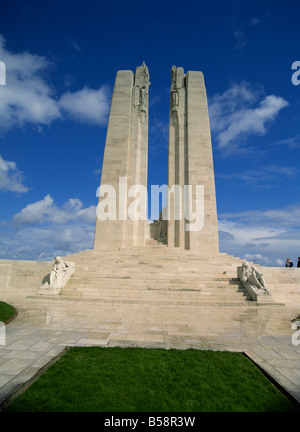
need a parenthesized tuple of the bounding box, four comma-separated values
(1, 240, 300, 306)
(42, 239, 285, 307)
(1, 240, 300, 407)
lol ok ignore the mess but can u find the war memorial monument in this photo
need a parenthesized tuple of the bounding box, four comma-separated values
(1, 63, 300, 405)
(37, 63, 299, 305)
(1, 62, 300, 304)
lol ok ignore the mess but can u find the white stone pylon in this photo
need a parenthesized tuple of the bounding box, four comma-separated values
(167, 67, 219, 253)
(94, 63, 150, 250)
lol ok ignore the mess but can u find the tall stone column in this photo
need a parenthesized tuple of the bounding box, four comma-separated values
(167, 67, 219, 253)
(94, 63, 150, 250)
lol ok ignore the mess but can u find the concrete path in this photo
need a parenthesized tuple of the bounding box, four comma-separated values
(1, 296, 300, 408)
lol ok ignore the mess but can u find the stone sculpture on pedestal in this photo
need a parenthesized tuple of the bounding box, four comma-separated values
(38, 257, 75, 295)
(239, 261, 274, 302)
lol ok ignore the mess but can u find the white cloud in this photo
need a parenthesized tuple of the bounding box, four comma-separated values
(0, 154, 28, 193)
(59, 86, 110, 125)
(244, 253, 270, 265)
(220, 203, 300, 227)
(13, 194, 96, 226)
(0, 224, 95, 260)
(0, 195, 97, 259)
(230, 16, 261, 51)
(273, 134, 300, 150)
(149, 118, 169, 147)
(233, 27, 246, 51)
(208, 82, 289, 153)
(0, 36, 61, 130)
(250, 18, 261, 27)
(49, 226, 94, 252)
(0, 35, 110, 132)
(218, 202, 300, 266)
(12, 195, 53, 225)
(217, 164, 298, 189)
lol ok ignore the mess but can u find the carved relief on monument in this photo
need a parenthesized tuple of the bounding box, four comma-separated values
(171, 84, 179, 109)
(141, 61, 150, 84)
(133, 62, 150, 123)
(170, 66, 180, 125)
(139, 85, 148, 123)
(139, 86, 147, 106)
(171, 65, 176, 85)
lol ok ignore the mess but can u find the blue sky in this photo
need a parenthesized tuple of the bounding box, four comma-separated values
(0, 0, 299, 266)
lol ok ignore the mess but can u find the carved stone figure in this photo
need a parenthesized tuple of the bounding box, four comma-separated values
(141, 61, 150, 84)
(49, 257, 74, 288)
(38, 256, 75, 295)
(171, 84, 179, 108)
(241, 261, 267, 292)
(170, 83, 179, 125)
(240, 261, 273, 302)
(139, 86, 147, 107)
(171, 65, 176, 84)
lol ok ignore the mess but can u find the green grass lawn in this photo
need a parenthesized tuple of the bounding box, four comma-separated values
(3, 347, 299, 412)
(0, 301, 16, 323)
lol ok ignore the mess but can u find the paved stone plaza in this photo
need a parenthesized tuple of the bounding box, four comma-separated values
(1, 296, 300, 407)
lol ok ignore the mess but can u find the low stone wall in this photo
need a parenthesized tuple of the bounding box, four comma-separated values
(0, 259, 52, 302)
(259, 267, 300, 304)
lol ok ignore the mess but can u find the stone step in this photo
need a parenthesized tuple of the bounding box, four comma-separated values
(67, 260, 244, 269)
(69, 257, 242, 263)
(62, 278, 249, 298)
(69, 253, 242, 259)
(66, 279, 240, 290)
(64, 272, 240, 281)
(62, 286, 247, 295)
(64, 248, 243, 258)
(70, 258, 243, 265)
(61, 288, 250, 301)
(63, 286, 245, 296)
(69, 269, 240, 278)
(68, 266, 241, 274)
(65, 266, 244, 274)
(61, 292, 250, 303)
(30, 295, 259, 307)
(64, 259, 250, 271)
(66, 249, 243, 258)
(66, 277, 240, 287)
(59, 248, 260, 304)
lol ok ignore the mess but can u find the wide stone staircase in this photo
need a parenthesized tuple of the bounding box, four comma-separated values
(60, 239, 267, 306)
